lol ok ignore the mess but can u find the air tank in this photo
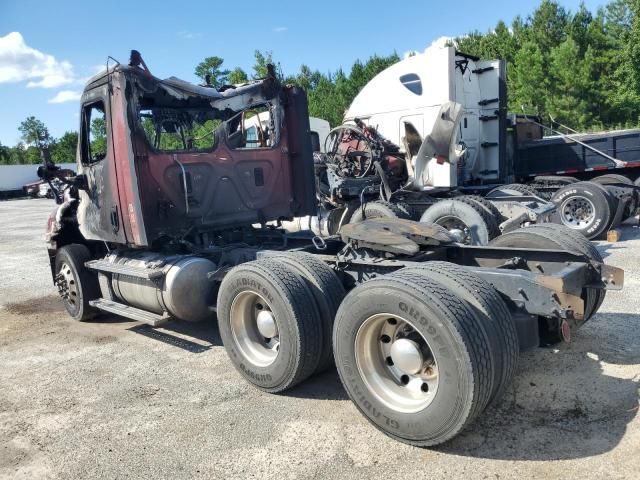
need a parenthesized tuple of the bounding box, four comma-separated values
(108, 252, 216, 322)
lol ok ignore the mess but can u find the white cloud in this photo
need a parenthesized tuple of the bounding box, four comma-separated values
(0, 32, 75, 88)
(405, 37, 454, 60)
(273, 27, 287, 33)
(48, 90, 82, 104)
(424, 36, 453, 54)
(177, 31, 203, 40)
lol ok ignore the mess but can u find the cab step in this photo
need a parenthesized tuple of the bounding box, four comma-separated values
(85, 259, 165, 281)
(89, 298, 171, 327)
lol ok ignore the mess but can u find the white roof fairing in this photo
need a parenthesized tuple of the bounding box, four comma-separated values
(345, 46, 455, 121)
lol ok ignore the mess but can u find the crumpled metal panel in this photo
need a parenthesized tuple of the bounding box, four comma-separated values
(340, 217, 455, 255)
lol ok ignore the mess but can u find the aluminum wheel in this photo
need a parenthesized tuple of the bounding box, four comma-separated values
(560, 196, 595, 229)
(355, 313, 439, 413)
(230, 291, 280, 367)
(434, 215, 470, 244)
(56, 262, 80, 313)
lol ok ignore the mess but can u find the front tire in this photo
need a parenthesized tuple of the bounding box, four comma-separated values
(54, 244, 99, 321)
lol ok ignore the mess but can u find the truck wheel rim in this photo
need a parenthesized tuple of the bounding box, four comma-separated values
(560, 196, 595, 229)
(230, 291, 279, 367)
(56, 262, 79, 314)
(435, 216, 470, 243)
(355, 313, 439, 413)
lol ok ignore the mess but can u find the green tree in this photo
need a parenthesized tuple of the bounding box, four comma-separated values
(622, 1, 640, 97)
(481, 21, 518, 63)
(0, 141, 9, 165)
(529, 0, 569, 53)
(194, 56, 230, 87)
(456, 31, 485, 57)
(8, 144, 26, 165)
(90, 117, 107, 158)
(567, 3, 593, 56)
(308, 74, 343, 127)
(547, 37, 593, 128)
(50, 131, 78, 164)
(453, 0, 640, 131)
(25, 146, 41, 165)
(18, 116, 52, 149)
(607, 0, 640, 124)
(228, 67, 249, 84)
(252, 50, 274, 79)
(509, 41, 547, 114)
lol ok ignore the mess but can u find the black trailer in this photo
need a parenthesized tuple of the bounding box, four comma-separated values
(497, 116, 640, 239)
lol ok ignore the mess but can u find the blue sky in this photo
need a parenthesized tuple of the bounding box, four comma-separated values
(0, 0, 606, 145)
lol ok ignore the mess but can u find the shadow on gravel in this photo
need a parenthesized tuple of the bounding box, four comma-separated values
(127, 317, 221, 353)
(439, 311, 640, 460)
(286, 368, 349, 401)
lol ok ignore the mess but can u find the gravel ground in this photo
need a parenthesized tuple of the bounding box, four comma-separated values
(1, 198, 639, 480)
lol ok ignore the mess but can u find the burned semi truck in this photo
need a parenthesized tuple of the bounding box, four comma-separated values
(311, 45, 639, 240)
(40, 59, 623, 447)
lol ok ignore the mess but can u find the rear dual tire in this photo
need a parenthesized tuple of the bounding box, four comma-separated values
(217, 253, 345, 392)
(259, 252, 345, 373)
(488, 223, 605, 322)
(217, 259, 325, 392)
(349, 201, 412, 223)
(333, 267, 503, 446)
(550, 181, 615, 239)
(420, 197, 499, 245)
(391, 263, 518, 406)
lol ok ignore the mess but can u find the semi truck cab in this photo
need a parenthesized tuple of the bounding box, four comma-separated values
(344, 46, 506, 189)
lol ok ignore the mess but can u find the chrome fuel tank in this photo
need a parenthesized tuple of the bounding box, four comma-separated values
(107, 252, 216, 322)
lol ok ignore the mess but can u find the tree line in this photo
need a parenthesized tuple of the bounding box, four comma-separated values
(456, 0, 640, 131)
(3, 0, 640, 165)
(0, 117, 78, 165)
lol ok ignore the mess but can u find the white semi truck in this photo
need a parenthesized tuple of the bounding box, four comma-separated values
(312, 45, 640, 240)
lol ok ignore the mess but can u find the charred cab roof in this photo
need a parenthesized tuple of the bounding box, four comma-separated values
(82, 64, 278, 111)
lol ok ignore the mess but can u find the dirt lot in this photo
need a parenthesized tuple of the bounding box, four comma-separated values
(0, 198, 639, 480)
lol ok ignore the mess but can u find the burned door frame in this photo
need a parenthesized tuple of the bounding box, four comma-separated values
(76, 80, 128, 244)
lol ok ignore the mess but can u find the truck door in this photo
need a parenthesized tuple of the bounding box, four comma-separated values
(76, 86, 127, 244)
